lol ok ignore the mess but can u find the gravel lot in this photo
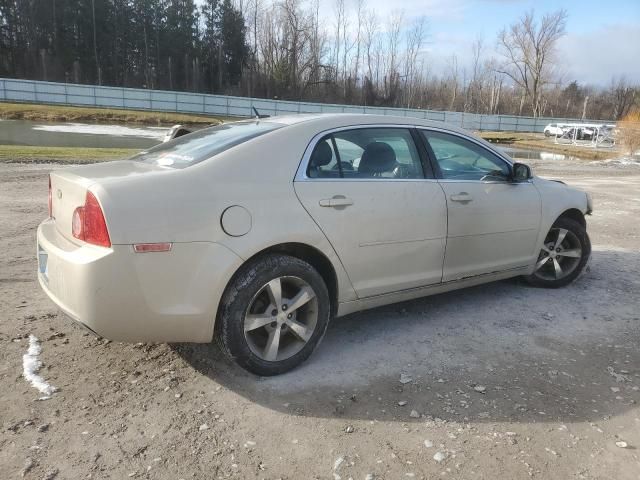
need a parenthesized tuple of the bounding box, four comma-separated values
(1, 155, 639, 479)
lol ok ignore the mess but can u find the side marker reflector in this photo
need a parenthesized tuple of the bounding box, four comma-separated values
(133, 243, 173, 253)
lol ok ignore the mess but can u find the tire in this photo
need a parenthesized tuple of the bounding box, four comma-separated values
(544, 130, 551, 137)
(216, 254, 331, 376)
(524, 217, 591, 288)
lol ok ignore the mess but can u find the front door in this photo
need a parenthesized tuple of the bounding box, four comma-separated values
(419, 129, 542, 282)
(295, 127, 448, 298)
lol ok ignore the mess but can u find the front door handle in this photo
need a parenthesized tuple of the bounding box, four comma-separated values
(319, 195, 354, 208)
(450, 192, 473, 203)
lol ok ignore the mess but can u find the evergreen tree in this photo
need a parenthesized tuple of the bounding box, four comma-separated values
(218, 0, 247, 89)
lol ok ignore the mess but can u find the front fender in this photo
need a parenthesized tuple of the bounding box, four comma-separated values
(529, 177, 590, 272)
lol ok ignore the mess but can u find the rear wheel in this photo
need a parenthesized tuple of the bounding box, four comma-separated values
(525, 217, 591, 288)
(216, 254, 330, 376)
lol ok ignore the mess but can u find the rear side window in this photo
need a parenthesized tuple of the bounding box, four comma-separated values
(307, 128, 424, 179)
(131, 121, 282, 168)
(307, 138, 340, 177)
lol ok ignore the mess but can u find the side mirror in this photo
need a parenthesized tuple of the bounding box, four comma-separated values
(512, 162, 532, 182)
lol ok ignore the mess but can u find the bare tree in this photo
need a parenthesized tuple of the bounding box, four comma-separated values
(486, 58, 504, 114)
(339, 0, 354, 98)
(363, 10, 378, 83)
(447, 54, 459, 111)
(497, 9, 567, 117)
(465, 36, 484, 112)
(610, 77, 638, 120)
(382, 10, 403, 103)
(283, 0, 304, 96)
(333, 0, 345, 84)
(402, 17, 427, 108)
(353, 0, 365, 101)
(245, 0, 262, 97)
(361, 10, 379, 104)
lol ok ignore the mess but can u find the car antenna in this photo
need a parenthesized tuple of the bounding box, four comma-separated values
(252, 106, 270, 119)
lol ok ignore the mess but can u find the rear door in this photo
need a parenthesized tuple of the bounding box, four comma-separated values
(418, 129, 541, 282)
(294, 127, 447, 298)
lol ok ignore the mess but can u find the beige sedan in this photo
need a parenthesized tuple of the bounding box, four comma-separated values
(37, 114, 592, 375)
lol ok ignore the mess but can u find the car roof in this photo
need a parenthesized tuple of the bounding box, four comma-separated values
(253, 113, 470, 136)
(252, 113, 515, 166)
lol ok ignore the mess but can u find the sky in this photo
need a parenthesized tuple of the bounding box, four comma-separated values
(316, 0, 640, 86)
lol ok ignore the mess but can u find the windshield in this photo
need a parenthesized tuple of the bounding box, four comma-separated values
(131, 121, 283, 168)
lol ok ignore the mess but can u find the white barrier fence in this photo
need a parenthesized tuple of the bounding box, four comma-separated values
(0, 78, 612, 133)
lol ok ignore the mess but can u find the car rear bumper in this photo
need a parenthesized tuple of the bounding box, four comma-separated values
(37, 219, 243, 343)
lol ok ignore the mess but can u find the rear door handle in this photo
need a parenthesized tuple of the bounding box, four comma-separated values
(450, 192, 473, 203)
(319, 195, 354, 208)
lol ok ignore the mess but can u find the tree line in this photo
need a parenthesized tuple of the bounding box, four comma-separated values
(1, 0, 638, 120)
(0, 0, 247, 93)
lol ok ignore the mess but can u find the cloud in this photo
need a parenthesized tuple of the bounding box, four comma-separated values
(318, 0, 468, 22)
(558, 24, 640, 85)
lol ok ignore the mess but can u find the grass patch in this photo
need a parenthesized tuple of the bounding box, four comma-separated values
(0, 102, 229, 125)
(509, 141, 615, 160)
(482, 135, 518, 144)
(0, 145, 139, 164)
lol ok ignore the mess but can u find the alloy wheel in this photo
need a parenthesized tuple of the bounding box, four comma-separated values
(243, 276, 319, 362)
(533, 227, 582, 281)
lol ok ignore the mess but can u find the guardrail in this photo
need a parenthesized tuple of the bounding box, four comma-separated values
(0, 78, 612, 133)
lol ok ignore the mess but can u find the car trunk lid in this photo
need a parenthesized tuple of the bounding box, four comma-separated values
(49, 160, 168, 244)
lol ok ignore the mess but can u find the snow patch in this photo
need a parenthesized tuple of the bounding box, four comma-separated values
(22, 335, 57, 398)
(589, 157, 640, 167)
(433, 451, 447, 463)
(33, 123, 168, 140)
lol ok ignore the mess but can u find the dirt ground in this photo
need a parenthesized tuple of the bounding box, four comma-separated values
(1, 155, 639, 480)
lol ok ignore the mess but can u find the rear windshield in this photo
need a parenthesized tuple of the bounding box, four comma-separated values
(131, 121, 283, 168)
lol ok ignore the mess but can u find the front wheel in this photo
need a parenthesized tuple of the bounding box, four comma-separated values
(216, 254, 331, 376)
(524, 217, 591, 288)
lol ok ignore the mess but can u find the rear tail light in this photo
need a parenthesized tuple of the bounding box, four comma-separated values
(48, 175, 52, 218)
(72, 191, 111, 247)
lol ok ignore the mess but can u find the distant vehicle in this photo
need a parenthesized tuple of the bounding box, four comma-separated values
(562, 126, 595, 141)
(581, 127, 594, 140)
(544, 123, 565, 136)
(546, 122, 617, 144)
(37, 114, 593, 375)
(163, 106, 269, 142)
(163, 124, 193, 142)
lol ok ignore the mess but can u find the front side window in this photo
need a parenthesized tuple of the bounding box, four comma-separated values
(421, 131, 510, 181)
(132, 121, 283, 168)
(307, 128, 424, 179)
